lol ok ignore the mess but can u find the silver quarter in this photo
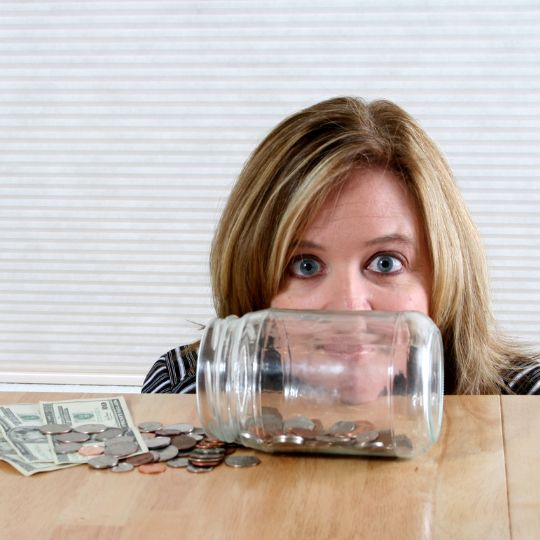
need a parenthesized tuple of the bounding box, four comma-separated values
(156, 444, 179, 462)
(164, 423, 194, 433)
(167, 457, 189, 468)
(155, 427, 183, 437)
(55, 442, 82, 454)
(187, 464, 214, 473)
(104, 441, 139, 457)
(145, 436, 171, 449)
(94, 428, 125, 441)
(104, 435, 134, 445)
(39, 423, 72, 435)
(224, 455, 261, 468)
(137, 421, 162, 433)
(111, 462, 134, 473)
(54, 431, 90, 444)
(88, 455, 118, 469)
(74, 423, 108, 434)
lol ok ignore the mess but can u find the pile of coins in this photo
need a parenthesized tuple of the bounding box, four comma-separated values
(38, 422, 142, 463)
(39, 420, 261, 474)
(238, 410, 413, 456)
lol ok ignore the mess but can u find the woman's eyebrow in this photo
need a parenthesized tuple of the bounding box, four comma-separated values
(294, 240, 323, 250)
(365, 234, 415, 247)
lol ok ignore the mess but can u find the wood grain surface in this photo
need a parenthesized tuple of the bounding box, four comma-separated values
(0, 393, 531, 539)
(501, 396, 540, 540)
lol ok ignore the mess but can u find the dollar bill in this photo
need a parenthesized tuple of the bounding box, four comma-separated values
(40, 396, 148, 465)
(0, 425, 75, 476)
(0, 403, 55, 463)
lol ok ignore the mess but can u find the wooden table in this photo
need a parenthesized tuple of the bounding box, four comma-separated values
(0, 393, 537, 540)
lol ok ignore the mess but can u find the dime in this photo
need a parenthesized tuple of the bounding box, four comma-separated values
(171, 435, 197, 451)
(111, 462, 134, 473)
(88, 455, 118, 469)
(94, 428, 125, 442)
(167, 457, 189, 468)
(54, 431, 90, 444)
(145, 436, 171, 450)
(149, 451, 161, 462)
(156, 444, 179, 462)
(39, 423, 72, 435)
(55, 442, 82, 454)
(224, 455, 261, 468)
(137, 421, 162, 433)
(138, 462, 167, 474)
(78, 445, 105, 457)
(74, 423, 108, 434)
(125, 452, 155, 466)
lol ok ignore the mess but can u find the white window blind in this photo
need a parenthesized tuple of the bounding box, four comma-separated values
(1, 1, 539, 387)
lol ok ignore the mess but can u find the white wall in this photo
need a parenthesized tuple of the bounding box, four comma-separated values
(1, 0, 539, 388)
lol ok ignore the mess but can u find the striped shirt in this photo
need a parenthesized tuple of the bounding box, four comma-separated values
(141, 345, 540, 395)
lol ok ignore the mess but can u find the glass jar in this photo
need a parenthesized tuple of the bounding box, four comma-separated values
(196, 309, 443, 458)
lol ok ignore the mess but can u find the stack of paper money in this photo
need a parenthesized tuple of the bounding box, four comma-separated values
(0, 396, 146, 476)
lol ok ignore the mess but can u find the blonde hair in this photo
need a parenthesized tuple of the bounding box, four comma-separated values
(210, 96, 528, 394)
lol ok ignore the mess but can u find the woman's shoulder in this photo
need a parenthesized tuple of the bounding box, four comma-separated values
(141, 343, 198, 394)
(504, 360, 540, 395)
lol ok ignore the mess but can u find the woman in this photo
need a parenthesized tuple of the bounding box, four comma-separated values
(142, 96, 540, 395)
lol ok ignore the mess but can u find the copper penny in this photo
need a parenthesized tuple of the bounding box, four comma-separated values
(125, 452, 155, 466)
(138, 462, 167, 474)
(78, 445, 105, 457)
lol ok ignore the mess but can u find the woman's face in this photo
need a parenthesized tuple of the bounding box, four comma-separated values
(270, 167, 432, 314)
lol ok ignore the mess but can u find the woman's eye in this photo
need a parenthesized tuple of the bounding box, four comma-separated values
(289, 256, 323, 278)
(367, 254, 403, 274)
